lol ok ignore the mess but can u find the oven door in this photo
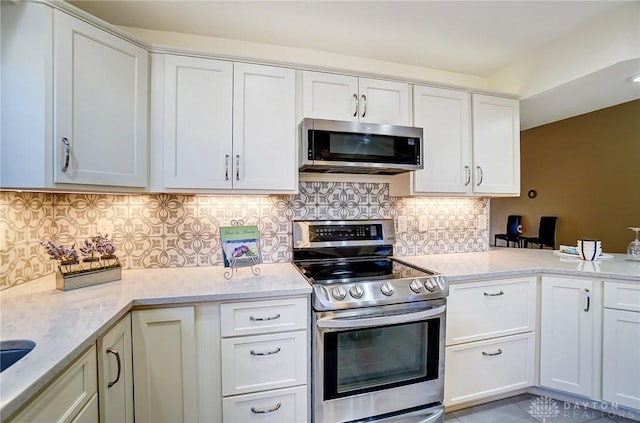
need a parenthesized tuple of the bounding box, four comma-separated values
(313, 299, 446, 423)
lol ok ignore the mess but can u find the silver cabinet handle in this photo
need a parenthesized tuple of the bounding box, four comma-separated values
(235, 154, 240, 181)
(250, 347, 281, 356)
(464, 165, 471, 186)
(61, 137, 70, 172)
(225, 154, 229, 181)
(361, 94, 367, 117)
(476, 166, 483, 186)
(482, 349, 503, 357)
(584, 288, 590, 312)
(251, 403, 281, 414)
(484, 290, 504, 297)
(250, 313, 280, 321)
(106, 347, 122, 388)
(352, 93, 358, 117)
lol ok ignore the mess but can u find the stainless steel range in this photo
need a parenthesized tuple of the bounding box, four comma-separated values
(292, 219, 448, 423)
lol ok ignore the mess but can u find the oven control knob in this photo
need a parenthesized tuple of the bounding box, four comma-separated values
(409, 279, 423, 293)
(380, 281, 395, 296)
(331, 286, 347, 300)
(424, 278, 437, 292)
(349, 284, 364, 299)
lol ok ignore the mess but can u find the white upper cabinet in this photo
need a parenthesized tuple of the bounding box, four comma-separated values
(1, 2, 148, 190)
(301, 71, 410, 125)
(412, 86, 472, 194)
(151, 56, 296, 193)
(471, 94, 520, 195)
(152, 54, 234, 189)
(232, 63, 297, 191)
(390, 90, 520, 197)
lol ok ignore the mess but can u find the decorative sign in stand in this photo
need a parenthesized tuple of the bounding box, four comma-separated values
(220, 220, 262, 280)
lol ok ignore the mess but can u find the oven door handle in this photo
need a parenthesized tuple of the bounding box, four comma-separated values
(316, 305, 446, 329)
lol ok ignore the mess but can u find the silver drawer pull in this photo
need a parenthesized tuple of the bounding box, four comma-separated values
(250, 313, 281, 322)
(484, 290, 504, 296)
(482, 349, 503, 357)
(250, 347, 281, 356)
(251, 403, 281, 414)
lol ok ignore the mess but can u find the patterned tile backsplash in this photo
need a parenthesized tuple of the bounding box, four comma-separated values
(0, 182, 489, 290)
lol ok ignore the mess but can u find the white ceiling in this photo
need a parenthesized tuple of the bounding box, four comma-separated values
(68, 0, 631, 77)
(68, 0, 640, 128)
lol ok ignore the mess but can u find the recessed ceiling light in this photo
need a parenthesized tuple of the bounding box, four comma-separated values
(628, 73, 640, 83)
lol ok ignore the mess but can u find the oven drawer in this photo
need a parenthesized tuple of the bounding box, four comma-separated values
(446, 277, 536, 345)
(444, 332, 535, 406)
(220, 297, 308, 337)
(221, 331, 307, 396)
(222, 385, 307, 423)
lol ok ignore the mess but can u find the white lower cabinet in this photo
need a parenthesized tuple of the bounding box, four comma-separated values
(98, 313, 134, 423)
(220, 297, 309, 422)
(8, 346, 98, 423)
(539, 276, 601, 398)
(602, 282, 640, 410)
(132, 307, 198, 423)
(444, 277, 536, 406)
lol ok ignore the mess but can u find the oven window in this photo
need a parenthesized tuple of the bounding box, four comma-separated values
(323, 318, 440, 400)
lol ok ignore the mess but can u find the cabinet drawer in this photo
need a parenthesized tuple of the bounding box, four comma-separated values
(10, 346, 97, 423)
(604, 281, 640, 312)
(222, 385, 307, 423)
(221, 331, 307, 396)
(447, 277, 536, 345)
(220, 297, 307, 337)
(444, 333, 535, 406)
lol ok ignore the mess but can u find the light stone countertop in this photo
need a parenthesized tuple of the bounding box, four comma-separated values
(400, 248, 640, 283)
(0, 263, 311, 421)
(1, 249, 640, 420)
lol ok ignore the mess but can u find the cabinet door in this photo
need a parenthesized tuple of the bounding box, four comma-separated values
(540, 276, 598, 397)
(98, 314, 134, 423)
(301, 71, 359, 121)
(53, 11, 148, 187)
(358, 78, 410, 125)
(471, 94, 520, 195)
(602, 308, 640, 410)
(133, 307, 198, 423)
(232, 63, 296, 191)
(156, 54, 233, 189)
(412, 86, 471, 194)
(9, 347, 97, 423)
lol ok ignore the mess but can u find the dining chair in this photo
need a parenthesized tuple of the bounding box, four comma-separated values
(494, 215, 523, 247)
(521, 216, 558, 249)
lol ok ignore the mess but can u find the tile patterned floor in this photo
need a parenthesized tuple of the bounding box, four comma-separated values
(445, 394, 639, 423)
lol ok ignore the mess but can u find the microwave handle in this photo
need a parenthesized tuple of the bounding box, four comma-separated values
(316, 305, 445, 329)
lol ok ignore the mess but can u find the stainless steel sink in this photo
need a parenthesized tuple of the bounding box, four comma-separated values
(0, 340, 36, 372)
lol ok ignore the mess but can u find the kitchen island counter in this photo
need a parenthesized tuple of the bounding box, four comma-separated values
(400, 248, 640, 283)
(0, 263, 311, 421)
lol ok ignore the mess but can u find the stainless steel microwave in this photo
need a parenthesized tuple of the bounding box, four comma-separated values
(299, 118, 424, 175)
